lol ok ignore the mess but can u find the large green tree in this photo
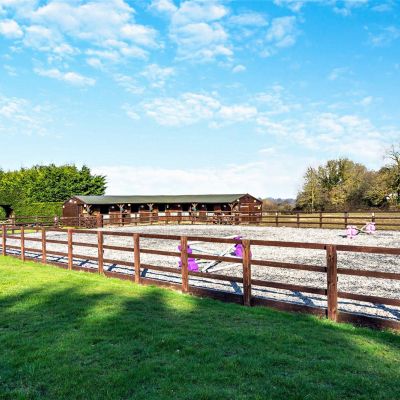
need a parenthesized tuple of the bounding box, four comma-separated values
(0, 164, 106, 208)
(384, 145, 400, 204)
(296, 154, 399, 211)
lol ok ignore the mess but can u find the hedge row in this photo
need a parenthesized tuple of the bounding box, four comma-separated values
(13, 202, 63, 218)
(0, 206, 7, 220)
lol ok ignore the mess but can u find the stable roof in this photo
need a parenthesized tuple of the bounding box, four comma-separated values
(72, 194, 248, 205)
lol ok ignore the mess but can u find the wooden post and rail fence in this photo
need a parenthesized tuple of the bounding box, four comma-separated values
(1, 224, 399, 331)
(1, 210, 400, 230)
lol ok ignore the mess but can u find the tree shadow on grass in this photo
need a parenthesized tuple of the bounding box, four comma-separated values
(0, 269, 399, 400)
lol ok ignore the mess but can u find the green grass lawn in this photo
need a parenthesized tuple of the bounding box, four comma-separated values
(0, 257, 399, 400)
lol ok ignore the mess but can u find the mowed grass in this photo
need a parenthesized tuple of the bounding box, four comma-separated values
(0, 257, 399, 400)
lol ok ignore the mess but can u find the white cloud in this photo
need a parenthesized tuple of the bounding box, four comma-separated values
(23, 24, 59, 50)
(259, 147, 276, 155)
(122, 104, 140, 120)
(371, 3, 392, 13)
(171, 1, 228, 25)
(141, 92, 259, 127)
(114, 74, 144, 94)
(141, 64, 175, 88)
(34, 67, 95, 86)
(274, 0, 370, 15)
(218, 105, 257, 122)
(228, 12, 268, 27)
(86, 57, 103, 69)
(150, 0, 177, 15)
(171, 21, 232, 61)
(93, 158, 302, 198)
(266, 16, 298, 49)
(160, 0, 232, 61)
(359, 96, 373, 106)
(256, 109, 398, 167)
(4, 64, 17, 76)
(4, 0, 159, 62)
(328, 67, 351, 81)
(0, 92, 51, 136)
(333, 0, 369, 16)
(273, 0, 305, 13)
(86, 48, 120, 62)
(31, 1, 134, 41)
(232, 64, 246, 73)
(120, 24, 158, 47)
(369, 26, 400, 47)
(0, 18, 22, 38)
(143, 92, 221, 126)
(255, 85, 301, 115)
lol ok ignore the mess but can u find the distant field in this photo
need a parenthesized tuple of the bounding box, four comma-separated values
(0, 257, 399, 400)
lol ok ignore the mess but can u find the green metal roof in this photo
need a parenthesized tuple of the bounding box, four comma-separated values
(73, 194, 248, 205)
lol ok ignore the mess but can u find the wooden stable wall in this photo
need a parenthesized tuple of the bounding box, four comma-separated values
(238, 194, 262, 223)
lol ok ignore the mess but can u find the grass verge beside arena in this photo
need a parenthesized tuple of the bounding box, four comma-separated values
(0, 256, 399, 399)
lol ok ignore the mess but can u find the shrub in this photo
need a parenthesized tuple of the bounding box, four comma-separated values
(0, 206, 7, 220)
(13, 202, 63, 218)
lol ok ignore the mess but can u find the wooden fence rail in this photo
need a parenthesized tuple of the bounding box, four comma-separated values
(0, 224, 399, 331)
(2, 210, 400, 230)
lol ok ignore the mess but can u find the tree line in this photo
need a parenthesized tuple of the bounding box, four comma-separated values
(296, 146, 400, 212)
(0, 164, 106, 218)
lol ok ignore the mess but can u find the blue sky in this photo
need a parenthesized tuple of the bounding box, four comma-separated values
(0, 0, 399, 197)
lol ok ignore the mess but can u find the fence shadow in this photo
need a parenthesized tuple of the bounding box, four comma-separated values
(0, 268, 399, 400)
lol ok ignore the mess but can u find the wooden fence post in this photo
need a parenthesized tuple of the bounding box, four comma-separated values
(98, 231, 104, 274)
(371, 212, 375, 223)
(296, 213, 300, 228)
(41, 227, 47, 264)
(344, 211, 348, 228)
(326, 244, 338, 322)
(20, 225, 25, 261)
(67, 229, 73, 270)
(2, 225, 6, 256)
(319, 212, 322, 228)
(275, 212, 279, 227)
(134, 233, 141, 284)
(180, 236, 189, 293)
(242, 239, 252, 306)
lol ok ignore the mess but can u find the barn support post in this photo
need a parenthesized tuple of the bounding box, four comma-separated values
(242, 239, 252, 306)
(20, 225, 25, 261)
(41, 227, 47, 264)
(2, 225, 6, 256)
(134, 234, 141, 284)
(326, 244, 338, 322)
(180, 236, 189, 293)
(117, 204, 124, 226)
(67, 229, 73, 270)
(97, 231, 104, 274)
(191, 203, 197, 225)
(147, 204, 154, 225)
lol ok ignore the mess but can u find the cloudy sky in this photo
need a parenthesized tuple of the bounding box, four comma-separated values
(0, 0, 399, 198)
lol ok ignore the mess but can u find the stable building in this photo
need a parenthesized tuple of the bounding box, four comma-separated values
(62, 194, 262, 223)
